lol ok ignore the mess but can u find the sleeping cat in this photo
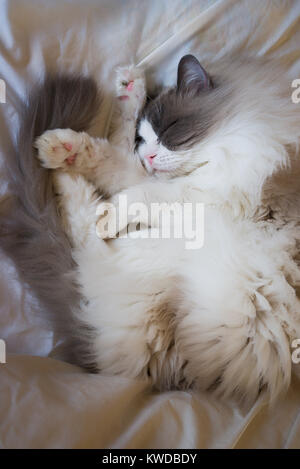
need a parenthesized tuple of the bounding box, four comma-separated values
(35, 55, 300, 403)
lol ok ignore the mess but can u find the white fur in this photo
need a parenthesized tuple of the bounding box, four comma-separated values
(36, 61, 300, 404)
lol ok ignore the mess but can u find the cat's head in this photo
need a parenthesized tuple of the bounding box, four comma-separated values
(136, 55, 218, 177)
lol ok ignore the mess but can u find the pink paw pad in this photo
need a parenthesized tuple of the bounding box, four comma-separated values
(66, 153, 77, 165)
(126, 80, 134, 91)
(63, 142, 73, 152)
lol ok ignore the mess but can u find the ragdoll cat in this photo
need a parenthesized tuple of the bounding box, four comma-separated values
(35, 55, 300, 403)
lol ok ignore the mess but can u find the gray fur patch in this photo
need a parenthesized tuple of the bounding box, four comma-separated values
(0, 74, 101, 371)
(141, 55, 232, 151)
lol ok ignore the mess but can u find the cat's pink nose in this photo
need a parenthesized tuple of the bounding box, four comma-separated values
(145, 154, 157, 166)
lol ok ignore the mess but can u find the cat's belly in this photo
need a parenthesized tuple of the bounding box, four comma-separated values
(74, 207, 300, 401)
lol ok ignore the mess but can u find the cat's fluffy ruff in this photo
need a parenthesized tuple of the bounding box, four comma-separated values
(36, 58, 300, 404)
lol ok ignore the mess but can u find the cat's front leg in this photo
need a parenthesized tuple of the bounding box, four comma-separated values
(115, 65, 146, 117)
(35, 127, 146, 195)
(35, 128, 112, 178)
(110, 66, 146, 150)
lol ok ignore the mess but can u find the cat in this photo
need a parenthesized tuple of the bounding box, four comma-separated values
(33, 55, 300, 403)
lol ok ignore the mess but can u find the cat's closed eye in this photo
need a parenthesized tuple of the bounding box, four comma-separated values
(135, 133, 145, 149)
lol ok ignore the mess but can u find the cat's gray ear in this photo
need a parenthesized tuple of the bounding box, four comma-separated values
(177, 55, 212, 95)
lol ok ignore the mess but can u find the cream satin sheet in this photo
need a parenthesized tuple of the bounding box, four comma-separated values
(0, 0, 300, 449)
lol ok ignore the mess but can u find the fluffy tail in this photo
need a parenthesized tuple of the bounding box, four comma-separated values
(0, 74, 101, 370)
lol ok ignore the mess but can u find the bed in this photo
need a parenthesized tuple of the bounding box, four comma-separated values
(1, 0, 300, 449)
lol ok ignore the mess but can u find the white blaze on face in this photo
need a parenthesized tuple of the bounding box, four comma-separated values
(138, 119, 159, 172)
(137, 118, 183, 174)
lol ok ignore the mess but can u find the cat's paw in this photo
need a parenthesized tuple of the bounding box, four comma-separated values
(115, 65, 146, 115)
(35, 129, 84, 169)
